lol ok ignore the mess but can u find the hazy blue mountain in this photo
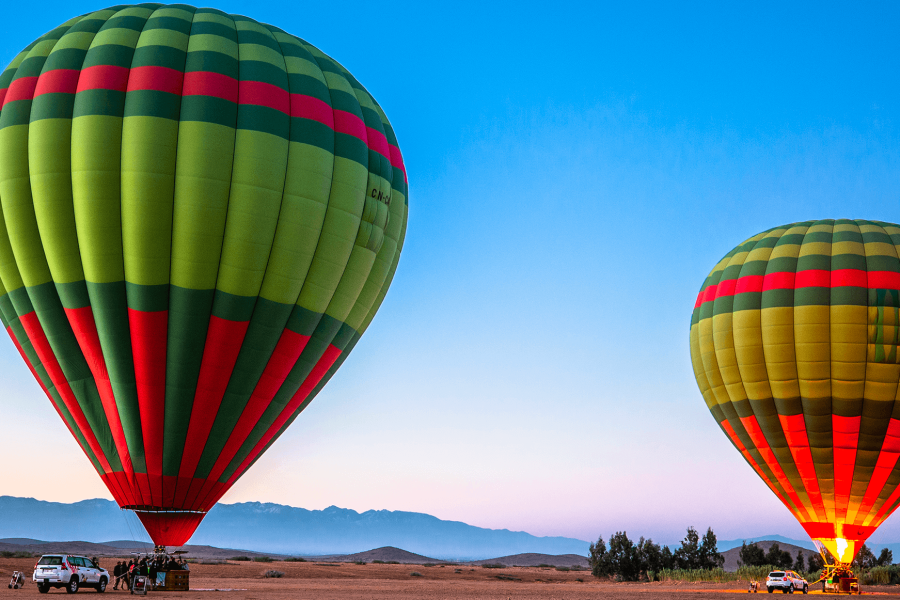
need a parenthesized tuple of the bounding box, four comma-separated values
(0, 496, 589, 560)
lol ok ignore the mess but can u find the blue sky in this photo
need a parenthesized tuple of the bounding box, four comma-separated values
(2, 1, 900, 547)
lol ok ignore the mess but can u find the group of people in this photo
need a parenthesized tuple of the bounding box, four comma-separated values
(112, 555, 189, 591)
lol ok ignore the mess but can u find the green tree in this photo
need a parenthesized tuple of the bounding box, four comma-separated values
(589, 536, 610, 578)
(876, 547, 893, 567)
(674, 526, 701, 569)
(738, 541, 767, 567)
(698, 527, 724, 569)
(853, 544, 876, 570)
(793, 550, 805, 572)
(807, 551, 824, 573)
(636, 537, 662, 578)
(660, 545, 676, 570)
(765, 543, 792, 568)
(607, 531, 641, 581)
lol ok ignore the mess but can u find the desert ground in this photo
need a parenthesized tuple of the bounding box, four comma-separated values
(5, 557, 900, 599)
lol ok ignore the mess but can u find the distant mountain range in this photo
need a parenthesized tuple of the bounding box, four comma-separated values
(0, 496, 589, 560)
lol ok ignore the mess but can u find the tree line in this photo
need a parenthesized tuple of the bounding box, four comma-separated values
(738, 541, 820, 571)
(739, 540, 893, 572)
(738, 542, 894, 573)
(588, 526, 723, 581)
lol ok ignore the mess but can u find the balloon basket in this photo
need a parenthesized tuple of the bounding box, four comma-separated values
(817, 563, 860, 595)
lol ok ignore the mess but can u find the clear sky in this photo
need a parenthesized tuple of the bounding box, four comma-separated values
(1, 1, 900, 547)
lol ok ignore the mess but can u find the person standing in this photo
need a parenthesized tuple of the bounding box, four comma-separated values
(112, 562, 122, 590)
(128, 559, 136, 591)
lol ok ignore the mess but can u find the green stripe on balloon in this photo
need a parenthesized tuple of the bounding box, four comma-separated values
(162, 7, 239, 478)
(167, 18, 292, 476)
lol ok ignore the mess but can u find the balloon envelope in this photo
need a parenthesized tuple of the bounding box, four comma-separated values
(690, 220, 900, 564)
(0, 4, 407, 546)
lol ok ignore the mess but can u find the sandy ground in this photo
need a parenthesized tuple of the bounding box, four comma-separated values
(5, 557, 900, 598)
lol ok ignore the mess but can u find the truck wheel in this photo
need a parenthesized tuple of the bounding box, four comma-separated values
(803, 584, 808, 594)
(66, 576, 79, 593)
(38, 583, 50, 593)
(96, 577, 107, 593)
(768, 587, 773, 593)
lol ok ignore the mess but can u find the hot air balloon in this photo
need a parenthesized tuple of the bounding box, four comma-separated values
(0, 4, 407, 547)
(689, 219, 900, 567)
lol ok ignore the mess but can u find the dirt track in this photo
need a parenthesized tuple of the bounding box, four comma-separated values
(4, 557, 900, 598)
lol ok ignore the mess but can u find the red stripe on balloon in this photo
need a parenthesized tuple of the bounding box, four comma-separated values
(801, 521, 836, 540)
(869, 479, 900, 529)
(104, 472, 129, 507)
(218, 345, 342, 495)
(176, 478, 206, 512)
(178, 316, 250, 481)
(239, 80, 289, 113)
(333, 109, 366, 142)
(203, 329, 310, 484)
(854, 419, 900, 525)
(762, 271, 795, 291)
(184, 478, 217, 513)
(171, 476, 194, 510)
(694, 283, 717, 309)
(109, 470, 138, 508)
(128, 309, 168, 508)
(126, 65, 184, 94)
(198, 481, 227, 513)
(869, 271, 900, 288)
(740, 415, 812, 523)
(289, 93, 333, 127)
(76, 64, 129, 93)
(162, 475, 178, 508)
(133, 472, 152, 507)
(366, 127, 390, 160)
(713, 278, 737, 300)
(181, 71, 239, 103)
(0, 87, 7, 106)
(64, 307, 138, 497)
(34, 69, 80, 97)
(18, 312, 113, 473)
(2, 76, 38, 107)
(833, 415, 861, 523)
(778, 413, 825, 521)
(695, 269, 899, 309)
(389, 144, 406, 182)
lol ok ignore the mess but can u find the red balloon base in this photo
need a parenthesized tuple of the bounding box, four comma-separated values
(134, 510, 207, 547)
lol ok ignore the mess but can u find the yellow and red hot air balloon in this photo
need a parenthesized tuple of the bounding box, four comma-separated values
(690, 220, 900, 565)
(0, 5, 407, 546)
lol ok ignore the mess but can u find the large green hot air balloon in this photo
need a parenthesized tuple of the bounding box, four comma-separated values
(0, 4, 407, 546)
